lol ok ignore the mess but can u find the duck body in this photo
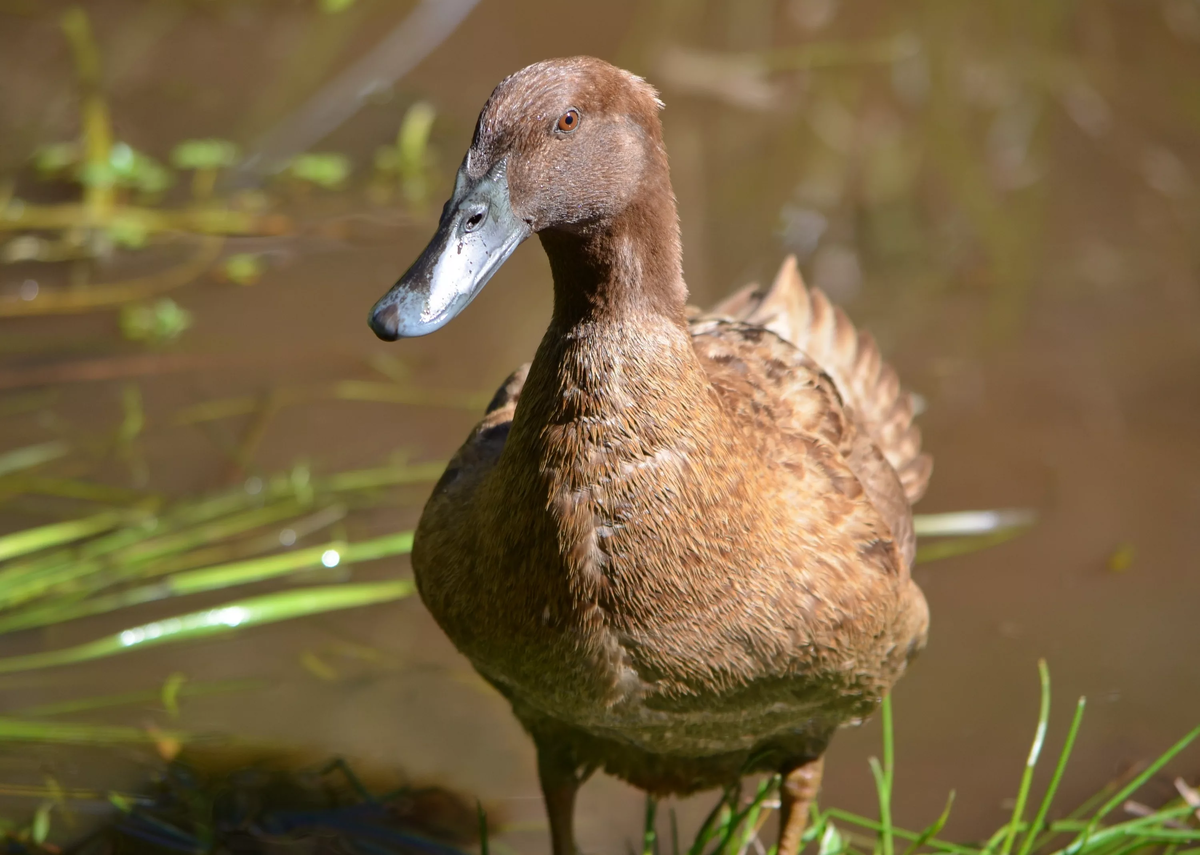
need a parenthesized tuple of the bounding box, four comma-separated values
(370, 56, 930, 855)
(416, 302, 928, 788)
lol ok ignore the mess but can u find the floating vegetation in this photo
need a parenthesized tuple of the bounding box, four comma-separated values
(1, 8, 289, 277)
(169, 139, 241, 201)
(0, 5, 440, 319)
(118, 298, 193, 344)
(284, 153, 353, 190)
(373, 101, 439, 209)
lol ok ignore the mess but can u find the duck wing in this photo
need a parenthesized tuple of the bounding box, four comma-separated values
(693, 256, 930, 569)
(704, 256, 932, 506)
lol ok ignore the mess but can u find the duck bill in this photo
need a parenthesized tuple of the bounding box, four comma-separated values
(369, 160, 529, 340)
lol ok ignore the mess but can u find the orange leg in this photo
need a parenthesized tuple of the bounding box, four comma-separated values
(777, 756, 825, 855)
(537, 743, 589, 855)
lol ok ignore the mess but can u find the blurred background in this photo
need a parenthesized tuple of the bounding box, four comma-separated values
(0, 0, 1198, 852)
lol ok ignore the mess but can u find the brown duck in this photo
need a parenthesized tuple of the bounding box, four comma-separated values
(369, 56, 931, 855)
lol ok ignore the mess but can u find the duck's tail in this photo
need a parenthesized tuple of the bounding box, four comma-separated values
(708, 256, 932, 504)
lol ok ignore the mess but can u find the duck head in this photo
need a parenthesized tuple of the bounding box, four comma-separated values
(369, 56, 679, 340)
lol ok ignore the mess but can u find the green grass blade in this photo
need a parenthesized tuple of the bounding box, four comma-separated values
(912, 510, 1037, 538)
(644, 794, 659, 855)
(1065, 725, 1200, 855)
(0, 539, 333, 632)
(729, 776, 777, 855)
(1000, 660, 1052, 855)
(0, 440, 70, 477)
(322, 460, 449, 491)
(103, 499, 309, 570)
(690, 787, 737, 855)
(0, 530, 413, 633)
(874, 694, 896, 855)
(915, 529, 1028, 565)
(821, 810, 976, 855)
(0, 718, 190, 746)
(0, 509, 137, 563)
(870, 759, 891, 855)
(0, 580, 414, 674)
(169, 541, 340, 594)
(901, 791, 955, 855)
(1018, 696, 1086, 855)
(14, 678, 262, 717)
(1089, 726, 1200, 823)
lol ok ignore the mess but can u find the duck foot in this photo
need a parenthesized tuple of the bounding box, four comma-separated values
(777, 756, 825, 855)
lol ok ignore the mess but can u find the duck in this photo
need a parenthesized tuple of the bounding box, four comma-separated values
(368, 56, 931, 855)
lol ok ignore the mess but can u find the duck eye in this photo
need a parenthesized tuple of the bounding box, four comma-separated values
(556, 109, 580, 133)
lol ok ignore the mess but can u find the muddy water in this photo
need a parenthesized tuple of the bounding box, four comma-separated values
(1, 0, 1199, 850)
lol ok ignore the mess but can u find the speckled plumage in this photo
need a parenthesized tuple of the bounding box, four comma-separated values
(403, 57, 931, 855)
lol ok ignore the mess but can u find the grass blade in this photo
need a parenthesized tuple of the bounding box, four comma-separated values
(0, 509, 140, 563)
(1068, 725, 1200, 854)
(999, 660, 1052, 855)
(1017, 696, 1086, 855)
(0, 440, 70, 477)
(0, 580, 414, 674)
(915, 530, 1029, 565)
(821, 809, 977, 855)
(901, 791, 955, 855)
(15, 678, 262, 717)
(690, 786, 737, 855)
(912, 510, 1037, 538)
(873, 694, 896, 855)
(0, 718, 189, 746)
(645, 794, 659, 855)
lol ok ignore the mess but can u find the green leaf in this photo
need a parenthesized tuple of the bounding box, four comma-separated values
(31, 801, 52, 845)
(106, 214, 149, 248)
(108, 792, 135, 813)
(119, 298, 192, 344)
(223, 252, 266, 285)
(819, 821, 846, 855)
(170, 138, 240, 170)
(106, 142, 174, 194)
(287, 153, 352, 188)
(0, 440, 70, 478)
(161, 672, 187, 718)
(33, 142, 81, 175)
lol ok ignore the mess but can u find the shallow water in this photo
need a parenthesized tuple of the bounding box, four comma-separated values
(1, 0, 1198, 850)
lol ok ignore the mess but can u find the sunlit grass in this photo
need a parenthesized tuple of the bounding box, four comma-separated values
(567, 661, 1198, 855)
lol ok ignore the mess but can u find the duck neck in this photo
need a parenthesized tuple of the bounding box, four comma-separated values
(510, 184, 714, 466)
(538, 177, 688, 331)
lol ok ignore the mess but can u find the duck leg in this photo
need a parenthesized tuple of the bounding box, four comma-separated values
(777, 756, 825, 855)
(536, 741, 590, 855)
